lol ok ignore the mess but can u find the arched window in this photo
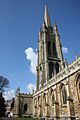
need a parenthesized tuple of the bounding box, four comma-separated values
(50, 88, 55, 106)
(48, 41, 51, 56)
(43, 93, 46, 106)
(55, 63, 59, 74)
(49, 62, 54, 79)
(61, 84, 67, 105)
(40, 66, 42, 71)
(24, 103, 27, 112)
(52, 42, 56, 57)
(76, 74, 80, 102)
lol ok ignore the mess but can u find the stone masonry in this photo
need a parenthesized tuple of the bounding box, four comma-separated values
(13, 5, 80, 120)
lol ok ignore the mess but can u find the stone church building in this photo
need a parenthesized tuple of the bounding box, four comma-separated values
(13, 5, 80, 119)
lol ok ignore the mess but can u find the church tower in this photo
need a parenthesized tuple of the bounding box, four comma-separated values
(36, 5, 64, 90)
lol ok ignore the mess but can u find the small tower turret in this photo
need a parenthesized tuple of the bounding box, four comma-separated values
(15, 87, 20, 117)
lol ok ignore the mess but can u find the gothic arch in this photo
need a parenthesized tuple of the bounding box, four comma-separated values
(43, 92, 46, 106)
(52, 42, 56, 57)
(49, 62, 54, 78)
(24, 103, 27, 112)
(75, 73, 80, 102)
(60, 83, 67, 105)
(74, 72, 80, 86)
(55, 62, 59, 74)
(48, 41, 51, 56)
(51, 35, 57, 57)
(49, 88, 54, 106)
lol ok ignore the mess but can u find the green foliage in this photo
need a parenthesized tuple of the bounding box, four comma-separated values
(0, 76, 9, 92)
(0, 92, 6, 117)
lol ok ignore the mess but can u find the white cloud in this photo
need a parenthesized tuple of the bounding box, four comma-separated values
(3, 90, 15, 100)
(25, 47, 37, 75)
(26, 83, 36, 93)
(62, 46, 68, 53)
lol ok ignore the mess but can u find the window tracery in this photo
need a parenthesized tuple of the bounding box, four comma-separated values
(60, 83, 67, 105)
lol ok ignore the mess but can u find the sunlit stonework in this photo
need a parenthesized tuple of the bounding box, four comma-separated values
(12, 5, 80, 120)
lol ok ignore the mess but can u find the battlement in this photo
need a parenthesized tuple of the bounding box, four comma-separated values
(16, 92, 33, 98)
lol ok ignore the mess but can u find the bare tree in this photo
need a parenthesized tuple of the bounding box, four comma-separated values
(0, 76, 9, 92)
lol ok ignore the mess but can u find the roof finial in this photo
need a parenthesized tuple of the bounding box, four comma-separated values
(53, 22, 58, 31)
(64, 59, 68, 67)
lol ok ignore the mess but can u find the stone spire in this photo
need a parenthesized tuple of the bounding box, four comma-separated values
(43, 4, 51, 27)
(53, 22, 64, 69)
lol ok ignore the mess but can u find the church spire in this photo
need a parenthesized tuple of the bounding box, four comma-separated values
(43, 4, 51, 27)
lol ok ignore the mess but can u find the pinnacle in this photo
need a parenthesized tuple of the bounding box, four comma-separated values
(43, 4, 51, 27)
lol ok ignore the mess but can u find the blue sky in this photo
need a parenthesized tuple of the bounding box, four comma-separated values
(0, 0, 80, 99)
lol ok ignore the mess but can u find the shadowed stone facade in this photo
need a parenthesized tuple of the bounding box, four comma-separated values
(33, 58, 80, 119)
(13, 5, 80, 120)
(13, 88, 33, 117)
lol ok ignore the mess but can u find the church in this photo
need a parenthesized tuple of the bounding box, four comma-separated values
(13, 5, 80, 120)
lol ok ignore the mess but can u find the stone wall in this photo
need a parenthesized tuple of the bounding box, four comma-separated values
(33, 58, 80, 119)
(13, 93, 33, 117)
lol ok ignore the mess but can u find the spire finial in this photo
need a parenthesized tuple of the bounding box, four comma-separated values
(43, 4, 51, 27)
